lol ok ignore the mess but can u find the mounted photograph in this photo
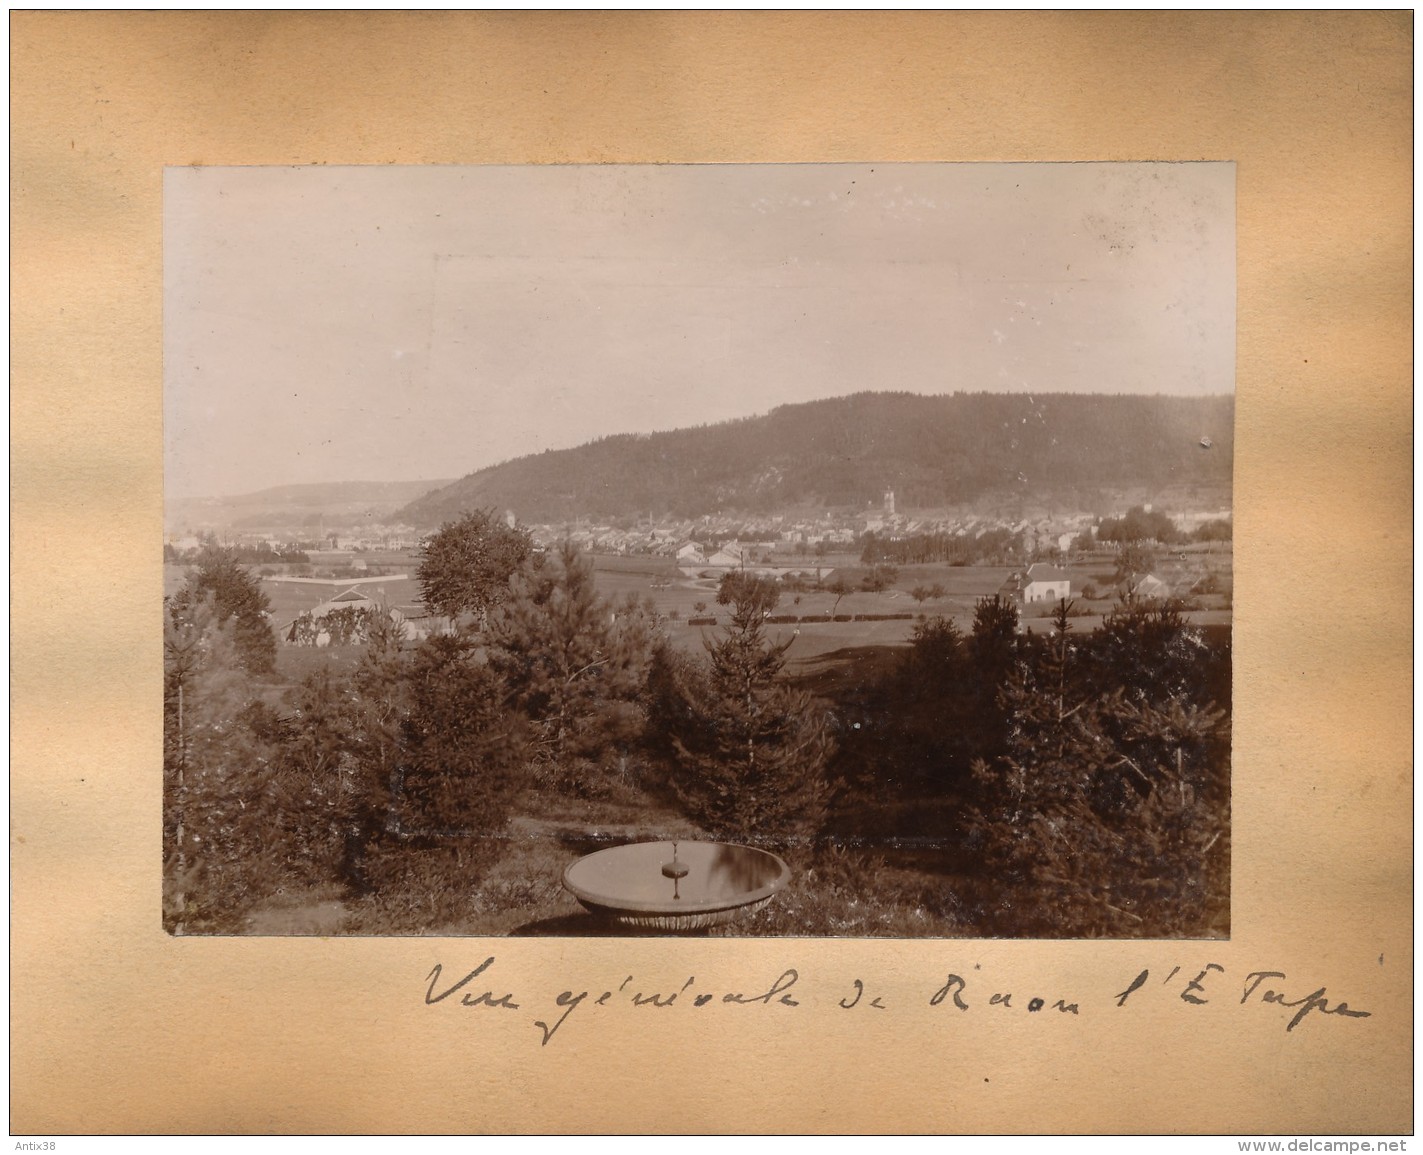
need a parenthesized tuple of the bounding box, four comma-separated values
(163, 162, 1234, 939)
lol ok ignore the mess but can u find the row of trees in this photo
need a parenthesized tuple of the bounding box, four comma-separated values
(861, 510, 1232, 569)
(164, 541, 311, 566)
(860, 527, 1020, 567)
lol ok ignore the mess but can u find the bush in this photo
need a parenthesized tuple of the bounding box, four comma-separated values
(347, 843, 486, 933)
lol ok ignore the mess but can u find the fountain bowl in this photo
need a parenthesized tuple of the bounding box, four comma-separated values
(562, 840, 791, 932)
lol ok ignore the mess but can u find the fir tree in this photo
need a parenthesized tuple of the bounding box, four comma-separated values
(966, 597, 1228, 937)
(489, 541, 656, 768)
(169, 547, 277, 674)
(339, 631, 527, 930)
(666, 580, 834, 844)
(388, 633, 526, 844)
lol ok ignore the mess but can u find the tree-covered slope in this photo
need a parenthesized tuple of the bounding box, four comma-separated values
(399, 391, 1234, 525)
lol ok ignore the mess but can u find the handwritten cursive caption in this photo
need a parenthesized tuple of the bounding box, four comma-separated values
(423, 958, 1372, 1047)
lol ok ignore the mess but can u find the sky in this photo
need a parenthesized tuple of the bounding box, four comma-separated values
(164, 163, 1234, 500)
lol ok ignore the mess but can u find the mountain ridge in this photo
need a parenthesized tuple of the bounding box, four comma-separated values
(399, 391, 1234, 527)
(167, 478, 457, 533)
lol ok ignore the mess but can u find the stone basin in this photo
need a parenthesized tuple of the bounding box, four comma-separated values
(562, 840, 791, 932)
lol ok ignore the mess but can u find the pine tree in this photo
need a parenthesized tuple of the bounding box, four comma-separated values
(342, 610, 413, 882)
(341, 631, 527, 930)
(488, 542, 655, 770)
(966, 596, 1228, 937)
(169, 547, 277, 674)
(386, 633, 525, 843)
(666, 583, 834, 844)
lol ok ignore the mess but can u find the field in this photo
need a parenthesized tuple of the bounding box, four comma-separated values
(584, 553, 1231, 672)
(167, 547, 1232, 684)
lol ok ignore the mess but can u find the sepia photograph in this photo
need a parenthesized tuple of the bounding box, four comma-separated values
(163, 161, 1235, 940)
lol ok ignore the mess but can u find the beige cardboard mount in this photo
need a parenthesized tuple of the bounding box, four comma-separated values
(10, 12, 1412, 1135)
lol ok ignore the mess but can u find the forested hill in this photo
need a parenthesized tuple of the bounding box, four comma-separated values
(398, 391, 1234, 526)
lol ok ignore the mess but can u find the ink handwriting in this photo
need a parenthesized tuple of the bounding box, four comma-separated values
(421, 958, 1373, 1048)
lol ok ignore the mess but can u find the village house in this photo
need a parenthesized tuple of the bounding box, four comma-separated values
(705, 542, 749, 569)
(1130, 573, 1171, 601)
(998, 562, 1072, 605)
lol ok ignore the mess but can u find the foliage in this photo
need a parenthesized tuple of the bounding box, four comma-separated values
(166, 541, 310, 565)
(489, 541, 656, 766)
(383, 634, 526, 846)
(163, 594, 291, 931)
(1097, 505, 1184, 546)
(964, 596, 1228, 937)
(863, 527, 1019, 567)
(906, 613, 966, 675)
(1091, 595, 1206, 703)
(735, 845, 968, 937)
(969, 595, 1020, 687)
(860, 564, 899, 592)
(416, 509, 532, 624)
(662, 583, 835, 843)
(829, 605, 1015, 822)
(716, 570, 781, 618)
(822, 575, 854, 617)
(1192, 517, 1233, 542)
(1112, 542, 1158, 586)
(168, 547, 277, 675)
(285, 605, 392, 647)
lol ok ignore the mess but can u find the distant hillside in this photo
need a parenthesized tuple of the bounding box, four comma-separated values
(399, 392, 1233, 528)
(167, 479, 457, 533)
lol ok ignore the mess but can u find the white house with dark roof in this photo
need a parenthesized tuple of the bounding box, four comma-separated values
(999, 563, 1072, 605)
(1023, 563, 1071, 602)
